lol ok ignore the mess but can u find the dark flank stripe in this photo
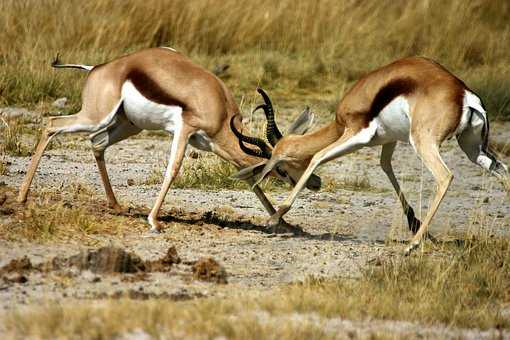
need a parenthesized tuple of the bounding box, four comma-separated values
(127, 69, 184, 107)
(368, 77, 418, 122)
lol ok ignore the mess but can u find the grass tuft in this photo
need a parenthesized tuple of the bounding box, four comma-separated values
(323, 172, 388, 193)
(0, 117, 32, 156)
(0, 151, 6, 175)
(0, 184, 143, 242)
(143, 152, 286, 191)
(491, 140, 510, 157)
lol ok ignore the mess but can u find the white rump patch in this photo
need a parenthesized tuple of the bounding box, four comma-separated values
(464, 90, 485, 114)
(372, 96, 411, 144)
(454, 90, 486, 137)
(121, 80, 183, 132)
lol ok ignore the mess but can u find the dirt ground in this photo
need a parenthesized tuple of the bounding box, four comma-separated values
(0, 108, 509, 338)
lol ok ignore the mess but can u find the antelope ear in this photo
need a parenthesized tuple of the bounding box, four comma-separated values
(230, 161, 267, 180)
(287, 107, 314, 135)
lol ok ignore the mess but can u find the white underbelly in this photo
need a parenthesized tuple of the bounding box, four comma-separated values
(372, 96, 411, 144)
(121, 80, 182, 132)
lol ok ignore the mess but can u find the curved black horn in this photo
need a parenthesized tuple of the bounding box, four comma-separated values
(230, 117, 272, 159)
(253, 88, 283, 146)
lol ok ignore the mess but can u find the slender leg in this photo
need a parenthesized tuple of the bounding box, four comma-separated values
(245, 178, 301, 233)
(17, 130, 56, 203)
(380, 142, 421, 233)
(404, 142, 453, 255)
(17, 114, 92, 203)
(93, 150, 122, 212)
(249, 180, 276, 215)
(268, 126, 374, 226)
(147, 124, 193, 232)
(457, 117, 510, 191)
(18, 101, 127, 205)
(89, 116, 141, 212)
(212, 143, 293, 225)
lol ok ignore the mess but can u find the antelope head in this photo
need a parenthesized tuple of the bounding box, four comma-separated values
(230, 88, 322, 191)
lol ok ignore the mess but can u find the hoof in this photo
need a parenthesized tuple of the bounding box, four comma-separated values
(111, 205, 124, 214)
(267, 205, 290, 227)
(147, 216, 163, 234)
(267, 215, 281, 228)
(406, 209, 421, 234)
(271, 218, 304, 235)
(424, 232, 437, 244)
(404, 240, 420, 256)
(16, 196, 27, 204)
(148, 227, 161, 234)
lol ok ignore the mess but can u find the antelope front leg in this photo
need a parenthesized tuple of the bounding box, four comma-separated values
(147, 125, 192, 233)
(267, 160, 320, 227)
(249, 181, 299, 232)
(267, 127, 365, 227)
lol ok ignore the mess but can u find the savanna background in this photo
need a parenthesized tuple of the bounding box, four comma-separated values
(0, 0, 509, 339)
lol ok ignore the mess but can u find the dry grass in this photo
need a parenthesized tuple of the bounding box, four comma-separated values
(5, 232, 509, 338)
(0, 117, 32, 156)
(0, 184, 144, 242)
(143, 152, 286, 191)
(5, 301, 336, 339)
(278, 236, 510, 329)
(491, 140, 510, 157)
(323, 172, 389, 193)
(0, 0, 509, 120)
(0, 152, 6, 175)
(1, 2, 510, 338)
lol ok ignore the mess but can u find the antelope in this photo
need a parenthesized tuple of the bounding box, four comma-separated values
(233, 57, 509, 254)
(16, 47, 322, 232)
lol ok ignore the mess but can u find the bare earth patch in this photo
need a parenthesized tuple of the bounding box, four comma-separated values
(0, 113, 509, 338)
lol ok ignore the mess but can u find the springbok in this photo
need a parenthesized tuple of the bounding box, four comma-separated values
(17, 47, 321, 232)
(234, 57, 509, 254)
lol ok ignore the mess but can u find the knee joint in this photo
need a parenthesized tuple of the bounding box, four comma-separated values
(90, 131, 109, 156)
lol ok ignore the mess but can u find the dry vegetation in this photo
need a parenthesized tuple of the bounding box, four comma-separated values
(0, 184, 144, 243)
(1, 1, 510, 338)
(0, 151, 6, 175)
(0, 118, 32, 157)
(491, 140, 510, 157)
(322, 171, 390, 193)
(5, 233, 509, 338)
(144, 152, 286, 191)
(0, 0, 509, 121)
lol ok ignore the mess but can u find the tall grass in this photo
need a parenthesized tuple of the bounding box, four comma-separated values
(0, 0, 509, 118)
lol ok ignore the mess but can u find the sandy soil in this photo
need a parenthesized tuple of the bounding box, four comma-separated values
(0, 108, 509, 337)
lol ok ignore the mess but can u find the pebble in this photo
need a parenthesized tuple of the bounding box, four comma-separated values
(52, 97, 68, 109)
(0, 107, 34, 120)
